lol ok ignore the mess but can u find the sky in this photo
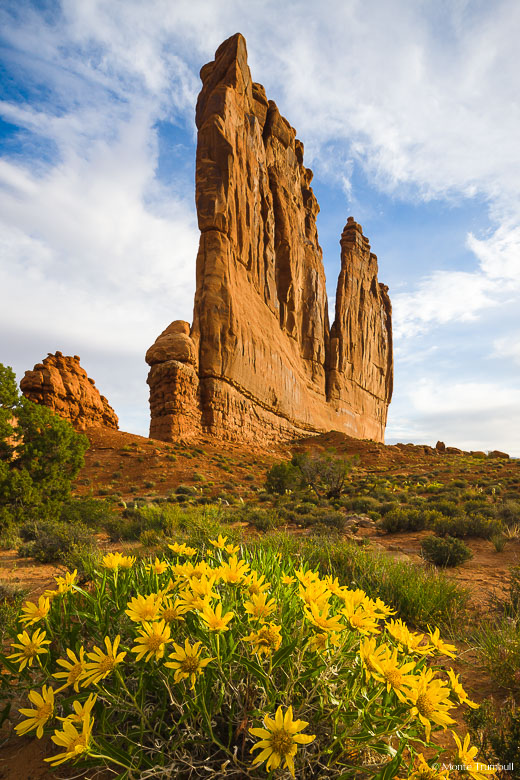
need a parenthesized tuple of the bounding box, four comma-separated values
(1, 0, 519, 455)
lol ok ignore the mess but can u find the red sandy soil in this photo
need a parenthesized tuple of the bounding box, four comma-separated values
(1, 427, 518, 778)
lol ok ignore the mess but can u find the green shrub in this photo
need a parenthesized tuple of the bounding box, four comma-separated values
(17, 519, 94, 565)
(60, 497, 117, 529)
(0, 363, 88, 528)
(379, 507, 443, 533)
(264, 461, 301, 494)
(432, 514, 501, 539)
(466, 699, 520, 773)
(291, 451, 358, 499)
(343, 496, 381, 513)
(240, 507, 283, 532)
(421, 535, 472, 567)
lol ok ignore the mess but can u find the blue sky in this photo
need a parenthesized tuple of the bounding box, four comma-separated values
(1, 0, 519, 455)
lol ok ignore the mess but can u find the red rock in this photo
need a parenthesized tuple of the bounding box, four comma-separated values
(488, 450, 509, 459)
(20, 353, 118, 430)
(436, 441, 446, 452)
(146, 33, 393, 445)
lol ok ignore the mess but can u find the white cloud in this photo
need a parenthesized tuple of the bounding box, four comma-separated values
(493, 333, 520, 366)
(1, 0, 519, 447)
(387, 378, 520, 456)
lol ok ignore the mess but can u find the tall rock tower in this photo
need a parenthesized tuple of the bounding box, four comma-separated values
(146, 33, 393, 444)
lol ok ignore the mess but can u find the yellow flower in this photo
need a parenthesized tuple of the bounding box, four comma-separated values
(295, 568, 320, 587)
(146, 557, 169, 575)
(55, 569, 78, 594)
(219, 554, 250, 584)
(209, 534, 229, 549)
(281, 575, 296, 585)
(245, 571, 271, 596)
(102, 552, 135, 570)
(131, 620, 171, 662)
(59, 693, 97, 724)
(53, 647, 87, 692)
(308, 631, 341, 653)
(250, 705, 315, 777)
(452, 732, 496, 779)
(408, 668, 456, 742)
(324, 575, 344, 597)
(199, 602, 234, 632)
(304, 602, 345, 633)
(446, 668, 479, 709)
(386, 619, 433, 656)
(178, 588, 209, 611)
(15, 685, 54, 738)
(428, 627, 457, 659)
(168, 541, 197, 557)
(165, 639, 212, 689)
(188, 573, 218, 600)
(299, 580, 330, 610)
(244, 592, 277, 622)
(19, 595, 50, 626)
(80, 635, 126, 687)
(340, 587, 369, 612)
(158, 596, 189, 623)
(171, 560, 212, 581)
(125, 593, 162, 622)
(45, 713, 93, 766)
(343, 606, 380, 635)
(118, 554, 136, 569)
(359, 637, 392, 681)
(408, 752, 450, 779)
(243, 623, 282, 656)
(371, 647, 417, 702)
(8, 627, 50, 671)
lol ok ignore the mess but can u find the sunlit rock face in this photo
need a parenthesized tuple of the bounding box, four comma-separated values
(146, 33, 393, 444)
(21, 352, 118, 430)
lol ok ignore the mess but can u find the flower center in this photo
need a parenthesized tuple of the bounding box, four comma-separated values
(23, 642, 39, 657)
(69, 663, 83, 682)
(258, 629, 278, 646)
(36, 703, 52, 721)
(416, 692, 435, 717)
(98, 656, 115, 674)
(270, 729, 294, 757)
(139, 607, 158, 620)
(146, 635, 164, 651)
(384, 668, 403, 687)
(69, 735, 87, 755)
(180, 656, 200, 674)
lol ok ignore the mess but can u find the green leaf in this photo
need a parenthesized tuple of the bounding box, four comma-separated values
(271, 640, 298, 670)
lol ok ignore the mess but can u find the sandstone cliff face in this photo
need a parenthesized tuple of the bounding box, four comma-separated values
(146, 33, 393, 444)
(20, 352, 118, 430)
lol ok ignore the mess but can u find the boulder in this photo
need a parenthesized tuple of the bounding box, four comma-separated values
(20, 353, 118, 430)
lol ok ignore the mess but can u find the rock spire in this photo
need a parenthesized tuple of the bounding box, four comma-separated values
(146, 33, 393, 444)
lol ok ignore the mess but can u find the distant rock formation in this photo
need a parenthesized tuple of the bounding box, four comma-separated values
(146, 33, 393, 445)
(20, 352, 118, 430)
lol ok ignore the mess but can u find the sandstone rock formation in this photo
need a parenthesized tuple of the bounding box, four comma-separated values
(147, 33, 393, 445)
(20, 352, 118, 430)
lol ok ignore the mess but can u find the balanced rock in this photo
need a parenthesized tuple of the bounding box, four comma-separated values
(20, 352, 118, 430)
(146, 33, 393, 445)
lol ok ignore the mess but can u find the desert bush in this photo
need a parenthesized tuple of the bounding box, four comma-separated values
(421, 535, 472, 567)
(17, 519, 94, 565)
(0, 363, 88, 529)
(424, 499, 460, 517)
(60, 497, 117, 530)
(1, 541, 476, 777)
(432, 514, 501, 539)
(466, 699, 520, 774)
(291, 451, 358, 499)
(496, 500, 520, 527)
(264, 461, 301, 494)
(473, 616, 520, 693)
(343, 495, 381, 514)
(240, 507, 283, 532)
(379, 507, 443, 533)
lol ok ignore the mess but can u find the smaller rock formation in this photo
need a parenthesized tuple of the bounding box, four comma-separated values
(20, 352, 118, 430)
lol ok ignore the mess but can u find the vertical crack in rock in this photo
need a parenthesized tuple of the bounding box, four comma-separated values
(146, 33, 393, 444)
